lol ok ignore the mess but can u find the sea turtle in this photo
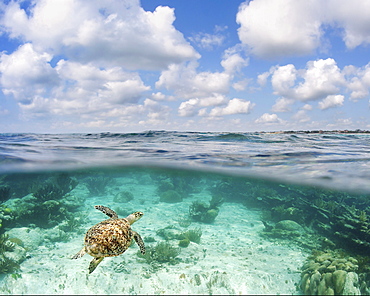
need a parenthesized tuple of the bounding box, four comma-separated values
(72, 205, 145, 274)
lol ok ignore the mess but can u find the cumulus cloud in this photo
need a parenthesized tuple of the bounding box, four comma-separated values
(1, 0, 199, 70)
(255, 113, 283, 124)
(318, 95, 344, 110)
(156, 62, 232, 100)
(178, 95, 229, 117)
(178, 98, 201, 117)
(326, 0, 370, 49)
(209, 98, 255, 117)
(257, 71, 271, 86)
(270, 58, 345, 102)
(302, 104, 313, 111)
(271, 64, 297, 98)
(292, 110, 310, 123)
(236, 0, 370, 59)
(189, 32, 224, 50)
(293, 59, 345, 101)
(221, 46, 249, 74)
(0, 43, 59, 103)
(237, 0, 322, 58)
(344, 63, 370, 101)
(0, 46, 150, 117)
(0, 0, 205, 127)
(150, 92, 175, 101)
(156, 45, 250, 118)
(271, 98, 295, 113)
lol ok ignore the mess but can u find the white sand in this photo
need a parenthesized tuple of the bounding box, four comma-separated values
(0, 176, 309, 294)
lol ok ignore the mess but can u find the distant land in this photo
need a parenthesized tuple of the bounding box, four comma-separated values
(260, 129, 370, 134)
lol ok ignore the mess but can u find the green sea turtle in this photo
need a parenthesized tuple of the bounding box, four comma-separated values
(72, 205, 145, 274)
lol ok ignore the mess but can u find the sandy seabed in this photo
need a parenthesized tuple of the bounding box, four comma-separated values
(0, 177, 309, 295)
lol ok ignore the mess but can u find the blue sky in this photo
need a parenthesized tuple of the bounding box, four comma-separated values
(1, 0, 370, 133)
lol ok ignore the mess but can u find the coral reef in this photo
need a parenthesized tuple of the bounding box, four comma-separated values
(178, 238, 190, 248)
(300, 250, 361, 295)
(159, 190, 182, 203)
(0, 234, 26, 274)
(1, 173, 48, 199)
(152, 170, 202, 200)
(156, 225, 183, 240)
(31, 173, 78, 201)
(58, 213, 88, 235)
(156, 226, 202, 247)
(1, 172, 83, 229)
(262, 220, 304, 239)
(177, 216, 192, 228)
(32, 184, 65, 201)
(189, 200, 219, 223)
(4, 194, 75, 228)
(84, 176, 112, 195)
(137, 241, 181, 265)
(180, 228, 202, 244)
(113, 191, 134, 203)
(0, 186, 11, 202)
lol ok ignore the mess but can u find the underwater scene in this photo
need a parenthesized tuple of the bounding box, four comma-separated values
(0, 131, 370, 295)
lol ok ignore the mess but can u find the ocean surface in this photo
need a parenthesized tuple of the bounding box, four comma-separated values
(0, 131, 369, 294)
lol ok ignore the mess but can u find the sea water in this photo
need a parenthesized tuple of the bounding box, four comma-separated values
(0, 131, 369, 294)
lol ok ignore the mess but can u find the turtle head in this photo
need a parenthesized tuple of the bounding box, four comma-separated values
(126, 211, 144, 224)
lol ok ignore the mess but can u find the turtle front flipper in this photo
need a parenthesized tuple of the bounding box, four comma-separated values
(133, 231, 145, 255)
(72, 247, 86, 259)
(94, 205, 118, 219)
(89, 257, 104, 274)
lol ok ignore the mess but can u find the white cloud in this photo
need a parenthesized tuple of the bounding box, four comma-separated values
(156, 62, 232, 100)
(156, 45, 250, 118)
(345, 63, 370, 101)
(292, 110, 310, 123)
(178, 94, 229, 117)
(318, 95, 344, 110)
(232, 79, 250, 91)
(271, 64, 297, 98)
(326, 0, 370, 49)
(0, 43, 59, 104)
(302, 104, 313, 111)
(178, 98, 200, 117)
(151, 92, 175, 101)
(189, 32, 224, 50)
(271, 98, 294, 113)
(209, 98, 255, 117)
(293, 59, 345, 101)
(0, 47, 150, 117)
(271, 58, 345, 102)
(1, 0, 199, 70)
(255, 113, 283, 124)
(221, 52, 249, 75)
(257, 71, 271, 86)
(55, 60, 150, 106)
(236, 0, 322, 58)
(236, 0, 370, 59)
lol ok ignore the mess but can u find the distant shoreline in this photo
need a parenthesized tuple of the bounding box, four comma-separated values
(261, 129, 370, 134)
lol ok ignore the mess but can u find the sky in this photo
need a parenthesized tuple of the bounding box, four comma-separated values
(1, 0, 370, 133)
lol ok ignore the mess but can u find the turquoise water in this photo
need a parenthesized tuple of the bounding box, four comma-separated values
(0, 132, 369, 294)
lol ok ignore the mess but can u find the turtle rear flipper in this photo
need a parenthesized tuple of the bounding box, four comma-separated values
(133, 231, 145, 255)
(89, 257, 104, 274)
(72, 247, 86, 259)
(95, 205, 118, 219)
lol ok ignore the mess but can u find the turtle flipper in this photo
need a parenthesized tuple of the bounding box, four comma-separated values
(133, 231, 145, 255)
(72, 247, 86, 259)
(89, 257, 104, 274)
(94, 205, 118, 219)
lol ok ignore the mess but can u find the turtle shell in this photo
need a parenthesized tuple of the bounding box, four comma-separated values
(84, 218, 133, 258)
